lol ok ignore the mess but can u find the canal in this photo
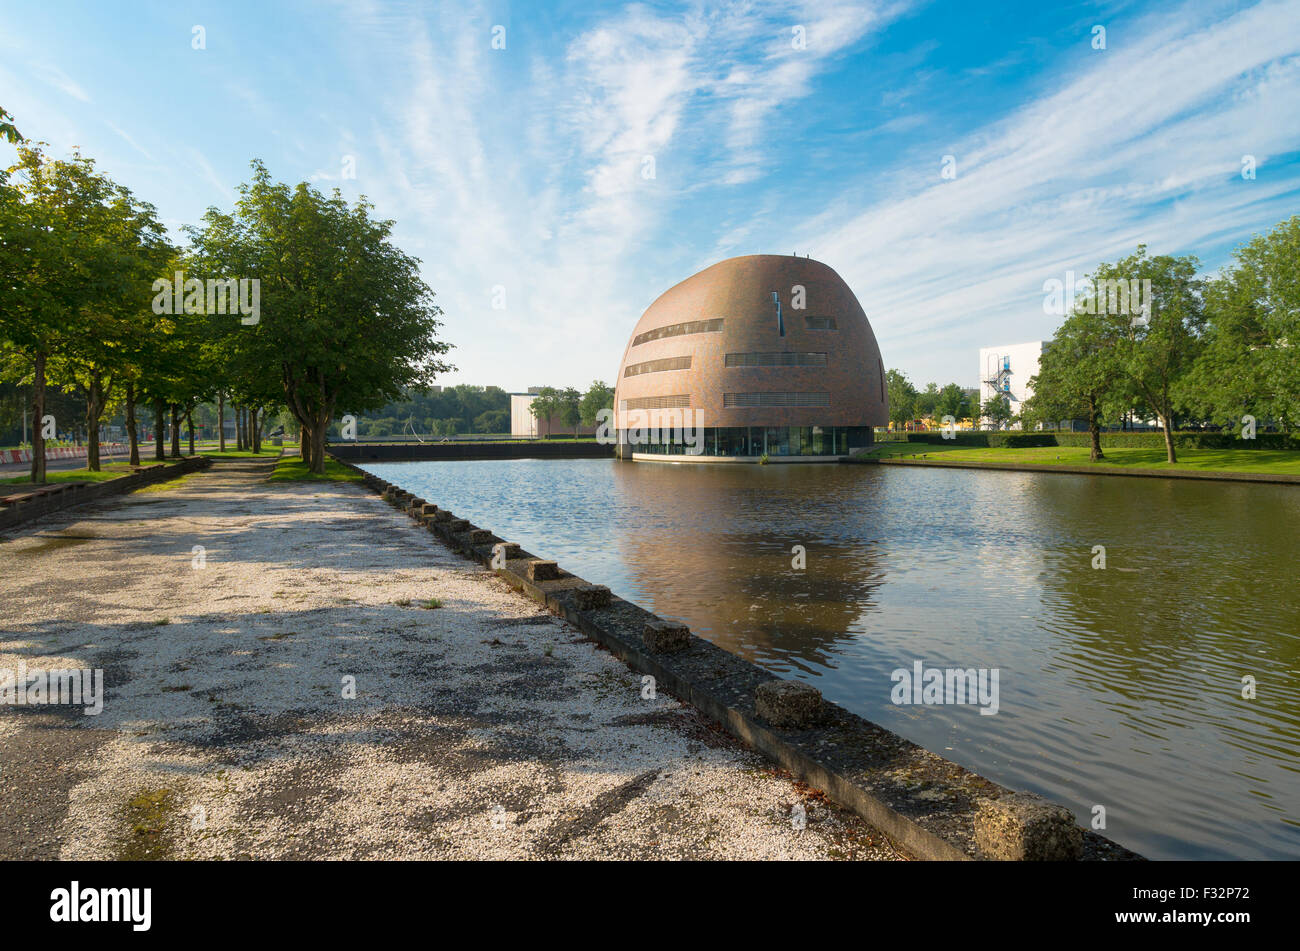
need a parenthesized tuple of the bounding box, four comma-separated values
(362, 457, 1300, 860)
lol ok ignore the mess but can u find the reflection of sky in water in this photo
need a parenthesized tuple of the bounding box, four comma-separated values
(365, 458, 1300, 860)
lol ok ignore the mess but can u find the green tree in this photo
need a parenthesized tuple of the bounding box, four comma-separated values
(1095, 247, 1204, 463)
(528, 386, 559, 436)
(885, 369, 917, 429)
(1025, 312, 1123, 460)
(473, 408, 509, 433)
(0, 107, 21, 145)
(915, 382, 939, 421)
(50, 181, 171, 469)
(0, 145, 128, 480)
(934, 383, 968, 424)
(981, 395, 1013, 430)
(1189, 216, 1300, 432)
(559, 386, 582, 437)
(579, 380, 614, 428)
(187, 161, 453, 473)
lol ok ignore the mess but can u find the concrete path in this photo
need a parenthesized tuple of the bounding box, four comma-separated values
(0, 457, 904, 860)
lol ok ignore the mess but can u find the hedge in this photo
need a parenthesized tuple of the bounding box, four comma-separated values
(901, 432, 1057, 448)
(1055, 431, 1299, 450)
(887, 431, 1299, 450)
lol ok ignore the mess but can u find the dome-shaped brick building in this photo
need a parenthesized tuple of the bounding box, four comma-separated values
(614, 254, 888, 461)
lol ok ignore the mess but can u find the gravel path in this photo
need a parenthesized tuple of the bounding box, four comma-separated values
(0, 456, 905, 860)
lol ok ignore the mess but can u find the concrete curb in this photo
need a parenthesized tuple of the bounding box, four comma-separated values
(333, 454, 1143, 862)
(851, 455, 1300, 485)
(0, 456, 213, 533)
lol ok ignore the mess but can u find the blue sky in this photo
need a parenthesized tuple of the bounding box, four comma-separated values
(2, 0, 1298, 390)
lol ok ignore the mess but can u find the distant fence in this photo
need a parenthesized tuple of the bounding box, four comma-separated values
(2, 443, 130, 464)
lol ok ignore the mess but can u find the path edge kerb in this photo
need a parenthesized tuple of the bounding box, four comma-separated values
(0, 456, 213, 533)
(331, 453, 1144, 862)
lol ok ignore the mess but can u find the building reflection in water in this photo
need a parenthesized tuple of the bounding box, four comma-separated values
(609, 460, 886, 674)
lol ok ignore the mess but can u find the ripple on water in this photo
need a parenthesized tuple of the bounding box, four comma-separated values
(363, 457, 1300, 860)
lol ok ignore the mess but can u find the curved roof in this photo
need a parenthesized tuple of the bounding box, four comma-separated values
(614, 254, 888, 430)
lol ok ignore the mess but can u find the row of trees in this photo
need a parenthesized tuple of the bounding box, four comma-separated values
(344, 384, 511, 437)
(527, 381, 614, 436)
(1, 106, 452, 478)
(884, 374, 978, 429)
(1025, 218, 1299, 463)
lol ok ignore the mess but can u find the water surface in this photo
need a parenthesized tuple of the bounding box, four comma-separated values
(364, 457, 1300, 860)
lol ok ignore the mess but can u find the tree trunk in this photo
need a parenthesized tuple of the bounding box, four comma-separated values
(186, 408, 196, 455)
(85, 374, 105, 472)
(300, 420, 314, 469)
(29, 350, 47, 484)
(1162, 414, 1177, 464)
(218, 392, 226, 453)
(154, 398, 166, 462)
(252, 407, 264, 454)
(170, 404, 182, 458)
(126, 382, 140, 467)
(1088, 396, 1104, 462)
(312, 418, 328, 474)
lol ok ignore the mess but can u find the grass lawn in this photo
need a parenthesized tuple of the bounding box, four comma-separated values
(858, 441, 1300, 475)
(268, 456, 363, 482)
(202, 447, 286, 458)
(1, 461, 144, 486)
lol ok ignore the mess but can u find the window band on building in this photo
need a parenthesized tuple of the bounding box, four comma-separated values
(722, 392, 830, 408)
(723, 352, 827, 367)
(629, 425, 870, 457)
(619, 394, 693, 411)
(623, 356, 693, 377)
(631, 318, 725, 347)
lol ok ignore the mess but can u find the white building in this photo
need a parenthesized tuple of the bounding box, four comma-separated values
(510, 392, 545, 437)
(509, 390, 597, 438)
(978, 341, 1048, 429)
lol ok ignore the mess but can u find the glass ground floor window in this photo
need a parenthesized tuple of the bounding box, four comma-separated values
(624, 426, 873, 456)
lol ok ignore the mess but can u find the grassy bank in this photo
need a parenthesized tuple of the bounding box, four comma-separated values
(858, 441, 1300, 476)
(1, 461, 152, 486)
(201, 447, 285, 458)
(268, 455, 363, 482)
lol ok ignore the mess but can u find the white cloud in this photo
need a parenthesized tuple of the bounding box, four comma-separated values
(801, 0, 1300, 385)
(319, 0, 907, 389)
(33, 63, 91, 103)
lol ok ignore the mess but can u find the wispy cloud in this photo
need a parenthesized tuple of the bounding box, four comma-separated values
(3, 0, 1295, 391)
(801, 0, 1300, 383)
(33, 62, 91, 102)
(342, 0, 909, 385)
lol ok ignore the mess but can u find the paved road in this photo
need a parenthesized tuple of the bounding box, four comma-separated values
(0, 457, 903, 860)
